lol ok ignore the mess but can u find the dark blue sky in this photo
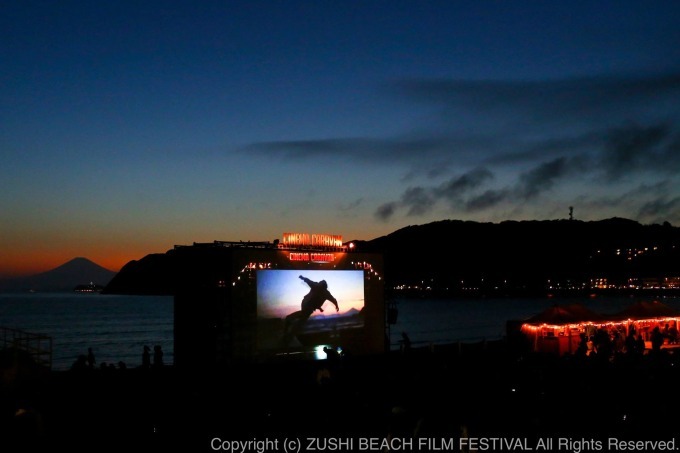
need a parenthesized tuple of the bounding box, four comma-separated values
(2, 1, 680, 275)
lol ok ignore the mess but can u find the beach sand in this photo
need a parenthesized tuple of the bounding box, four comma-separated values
(3, 341, 680, 450)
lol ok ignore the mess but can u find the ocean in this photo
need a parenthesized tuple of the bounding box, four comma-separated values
(2, 292, 679, 370)
(0, 293, 174, 371)
(382, 294, 680, 348)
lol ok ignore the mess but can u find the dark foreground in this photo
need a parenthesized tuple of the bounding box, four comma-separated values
(3, 342, 680, 451)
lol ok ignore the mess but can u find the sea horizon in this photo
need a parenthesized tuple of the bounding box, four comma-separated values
(3, 291, 678, 371)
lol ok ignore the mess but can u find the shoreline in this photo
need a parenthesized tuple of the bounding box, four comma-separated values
(389, 288, 680, 300)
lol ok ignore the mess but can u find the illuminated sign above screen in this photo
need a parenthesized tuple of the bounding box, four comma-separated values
(281, 232, 343, 248)
(289, 252, 336, 263)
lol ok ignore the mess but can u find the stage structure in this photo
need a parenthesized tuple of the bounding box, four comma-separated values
(173, 233, 385, 371)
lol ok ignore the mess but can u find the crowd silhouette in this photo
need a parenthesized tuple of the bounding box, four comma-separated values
(70, 344, 165, 371)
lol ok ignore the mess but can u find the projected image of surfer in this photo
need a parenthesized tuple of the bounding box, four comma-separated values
(256, 270, 364, 350)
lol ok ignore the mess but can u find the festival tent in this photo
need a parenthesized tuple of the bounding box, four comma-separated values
(519, 300, 680, 355)
(520, 304, 604, 355)
(613, 300, 680, 320)
(522, 303, 604, 325)
(610, 300, 680, 346)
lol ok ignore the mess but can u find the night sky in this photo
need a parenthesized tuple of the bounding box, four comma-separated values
(2, 1, 680, 277)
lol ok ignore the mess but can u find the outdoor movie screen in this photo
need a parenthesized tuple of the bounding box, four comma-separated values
(256, 269, 365, 353)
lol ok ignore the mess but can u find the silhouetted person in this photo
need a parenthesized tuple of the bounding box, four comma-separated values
(142, 345, 151, 369)
(668, 323, 678, 344)
(625, 331, 637, 355)
(323, 346, 340, 362)
(401, 332, 412, 353)
(283, 275, 339, 341)
(612, 330, 625, 353)
(576, 333, 588, 357)
(87, 347, 96, 369)
(586, 335, 597, 357)
(153, 345, 164, 368)
(594, 328, 612, 360)
(651, 327, 664, 353)
(635, 333, 645, 355)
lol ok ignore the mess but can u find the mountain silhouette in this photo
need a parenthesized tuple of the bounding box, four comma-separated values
(351, 217, 680, 295)
(103, 253, 174, 295)
(104, 217, 680, 296)
(0, 257, 116, 293)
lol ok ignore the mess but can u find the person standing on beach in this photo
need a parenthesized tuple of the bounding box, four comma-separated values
(87, 347, 96, 369)
(153, 345, 164, 368)
(401, 332, 412, 353)
(142, 345, 151, 369)
(651, 326, 664, 353)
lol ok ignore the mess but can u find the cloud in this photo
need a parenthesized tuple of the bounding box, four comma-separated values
(247, 72, 680, 225)
(601, 122, 680, 181)
(393, 74, 680, 124)
(465, 189, 511, 212)
(566, 181, 680, 224)
(433, 167, 494, 201)
(374, 167, 494, 221)
(486, 130, 605, 165)
(338, 197, 363, 212)
(577, 181, 672, 209)
(244, 136, 452, 164)
(375, 202, 398, 221)
(392, 73, 680, 176)
(378, 157, 587, 217)
(516, 156, 586, 199)
(637, 196, 680, 223)
(245, 73, 680, 173)
(375, 188, 434, 221)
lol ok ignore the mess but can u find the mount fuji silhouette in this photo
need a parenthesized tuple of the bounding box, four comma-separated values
(0, 257, 116, 293)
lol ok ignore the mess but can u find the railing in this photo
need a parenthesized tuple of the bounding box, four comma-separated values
(0, 326, 52, 369)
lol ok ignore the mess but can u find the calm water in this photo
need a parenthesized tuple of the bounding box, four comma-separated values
(2, 292, 678, 370)
(0, 293, 173, 371)
(387, 294, 680, 348)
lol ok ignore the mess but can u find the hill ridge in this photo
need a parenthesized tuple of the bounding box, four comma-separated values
(103, 217, 680, 296)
